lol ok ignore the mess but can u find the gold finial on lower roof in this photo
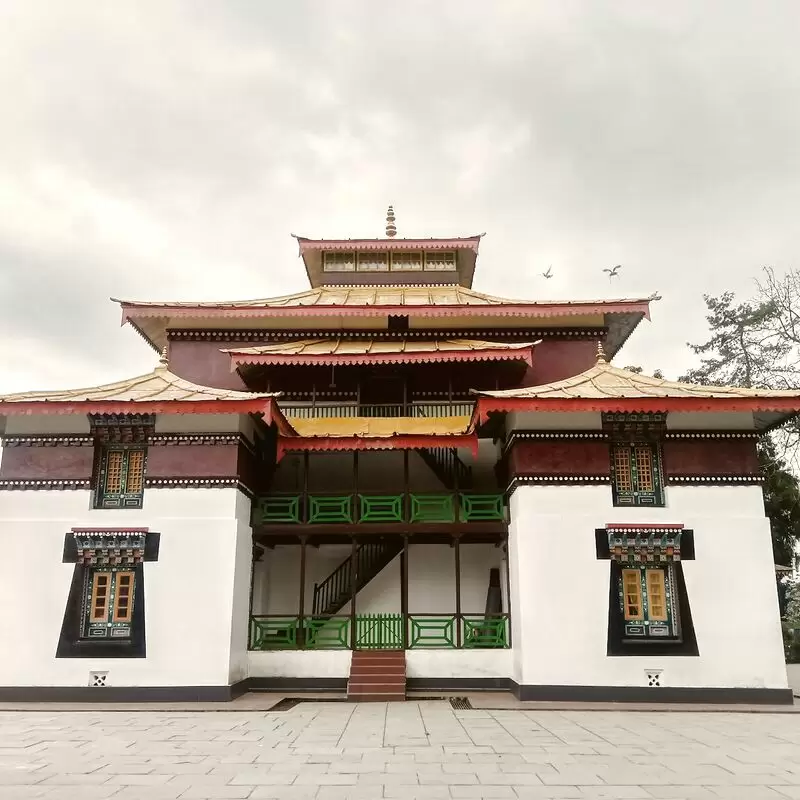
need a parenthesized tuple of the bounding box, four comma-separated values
(596, 340, 608, 363)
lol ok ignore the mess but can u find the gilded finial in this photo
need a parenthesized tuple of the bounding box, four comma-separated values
(596, 340, 608, 363)
(385, 205, 397, 238)
(158, 346, 169, 368)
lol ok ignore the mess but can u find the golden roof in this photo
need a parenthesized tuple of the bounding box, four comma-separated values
(225, 337, 538, 364)
(476, 358, 800, 401)
(0, 363, 276, 413)
(116, 285, 655, 311)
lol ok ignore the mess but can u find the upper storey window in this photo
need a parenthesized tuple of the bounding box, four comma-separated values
(390, 252, 423, 271)
(322, 250, 457, 273)
(323, 252, 356, 272)
(424, 251, 457, 271)
(357, 252, 389, 271)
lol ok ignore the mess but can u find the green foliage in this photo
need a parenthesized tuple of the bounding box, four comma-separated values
(760, 438, 800, 567)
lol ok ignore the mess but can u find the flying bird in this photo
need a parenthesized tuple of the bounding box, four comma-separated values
(541, 265, 553, 279)
(603, 264, 622, 280)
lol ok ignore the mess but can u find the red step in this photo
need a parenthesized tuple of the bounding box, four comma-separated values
(347, 650, 406, 702)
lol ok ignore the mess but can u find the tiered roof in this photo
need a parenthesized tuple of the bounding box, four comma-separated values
(475, 351, 800, 429)
(224, 338, 538, 367)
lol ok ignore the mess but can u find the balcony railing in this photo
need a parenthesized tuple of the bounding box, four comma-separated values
(280, 401, 475, 419)
(249, 613, 510, 650)
(253, 492, 506, 526)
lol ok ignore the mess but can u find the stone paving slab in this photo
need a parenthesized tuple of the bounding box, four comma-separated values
(2, 702, 800, 798)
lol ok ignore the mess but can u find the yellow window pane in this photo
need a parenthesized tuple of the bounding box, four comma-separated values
(90, 573, 111, 622)
(613, 446, 633, 492)
(646, 569, 668, 621)
(104, 451, 124, 494)
(125, 450, 145, 493)
(112, 572, 135, 623)
(622, 569, 643, 620)
(634, 445, 655, 492)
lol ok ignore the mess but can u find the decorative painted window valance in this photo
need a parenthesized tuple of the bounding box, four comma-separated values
(606, 525, 682, 563)
(72, 528, 148, 565)
(602, 412, 666, 441)
(88, 413, 156, 444)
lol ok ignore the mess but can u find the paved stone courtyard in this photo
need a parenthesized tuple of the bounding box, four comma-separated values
(3, 701, 800, 799)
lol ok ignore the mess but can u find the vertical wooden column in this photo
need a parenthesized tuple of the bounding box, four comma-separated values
(401, 534, 409, 649)
(504, 535, 512, 647)
(349, 536, 358, 650)
(298, 535, 307, 648)
(403, 449, 410, 523)
(353, 451, 359, 522)
(302, 452, 310, 523)
(454, 535, 462, 648)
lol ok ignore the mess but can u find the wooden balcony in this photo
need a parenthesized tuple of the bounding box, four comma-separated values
(280, 401, 475, 419)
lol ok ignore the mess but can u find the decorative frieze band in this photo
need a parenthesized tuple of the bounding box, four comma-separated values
(665, 431, 760, 439)
(146, 433, 246, 447)
(666, 475, 764, 485)
(507, 474, 610, 494)
(0, 435, 94, 447)
(0, 479, 91, 490)
(167, 328, 606, 343)
(144, 477, 254, 496)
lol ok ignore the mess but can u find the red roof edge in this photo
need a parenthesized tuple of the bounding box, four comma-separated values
(477, 395, 800, 424)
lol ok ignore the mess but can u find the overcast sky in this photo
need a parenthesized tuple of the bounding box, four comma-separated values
(1, 1, 799, 394)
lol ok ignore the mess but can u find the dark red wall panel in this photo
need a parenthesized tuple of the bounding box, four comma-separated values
(509, 439, 611, 477)
(663, 439, 759, 476)
(145, 444, 240, 478)
(0, 446, 95, 480)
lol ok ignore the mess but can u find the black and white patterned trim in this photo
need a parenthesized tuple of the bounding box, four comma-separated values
(665, 431, 760, 439)
(666, 475, 764, 485)
(0, 435, 94, 447)
(507, 474, 610, 494)
(144, 477, 254, 496)
(0, 479, 91, 490)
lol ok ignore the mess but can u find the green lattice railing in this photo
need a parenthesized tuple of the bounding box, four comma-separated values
(253, 492, 505, 526)
(249, 614, 509, 650)
(408, 615, 456, 648)
(304, 616, 351, 649)
(463, 615, 509, 648)
(460, 494, 506, 522)
(359, 494, 404, 523)
(309, 495, 353, 523)
(256, 495, 301, 524)
(410, 494, 456, 523)
(250, 616, 299, 649)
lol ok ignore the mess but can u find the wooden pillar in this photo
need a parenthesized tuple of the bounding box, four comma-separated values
(353, 451, 359, 522)
(350, 536, 358, 650)
(302, 452, 310, 523)
(504, 536, 512, 647)
(403, 449, 410, 522)
(454, 535, 462, 648)
(298, 535, 307, 648)
(401, 534, 409, 649)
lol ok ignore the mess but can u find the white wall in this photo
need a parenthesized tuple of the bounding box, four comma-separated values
(509, 484, 788, 690)
(0, 487, 251, 688)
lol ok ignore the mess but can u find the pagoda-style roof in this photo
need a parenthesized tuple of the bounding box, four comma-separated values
(0, 362, 277, 417)
(224, 337, 538, 367)
(475, 356, 800, 429)
(116, 287, 654, 356)
(275, 411, 477, 458)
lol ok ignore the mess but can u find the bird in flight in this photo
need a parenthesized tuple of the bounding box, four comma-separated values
(603, 264, 622, 280)
(541, 265, 553, 279)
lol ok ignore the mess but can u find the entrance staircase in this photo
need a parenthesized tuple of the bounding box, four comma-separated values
(347, 650, 406, 701)
(313, 540, 402, 615)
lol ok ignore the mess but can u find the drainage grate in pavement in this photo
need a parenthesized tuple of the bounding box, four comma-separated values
(449, 697, 473, 710)
(268, 698, 301, 712)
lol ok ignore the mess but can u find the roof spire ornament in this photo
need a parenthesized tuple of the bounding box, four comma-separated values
(596, 340, 608, 363)
(385, 205, 397, 238)
(158, 346, 169, 369)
